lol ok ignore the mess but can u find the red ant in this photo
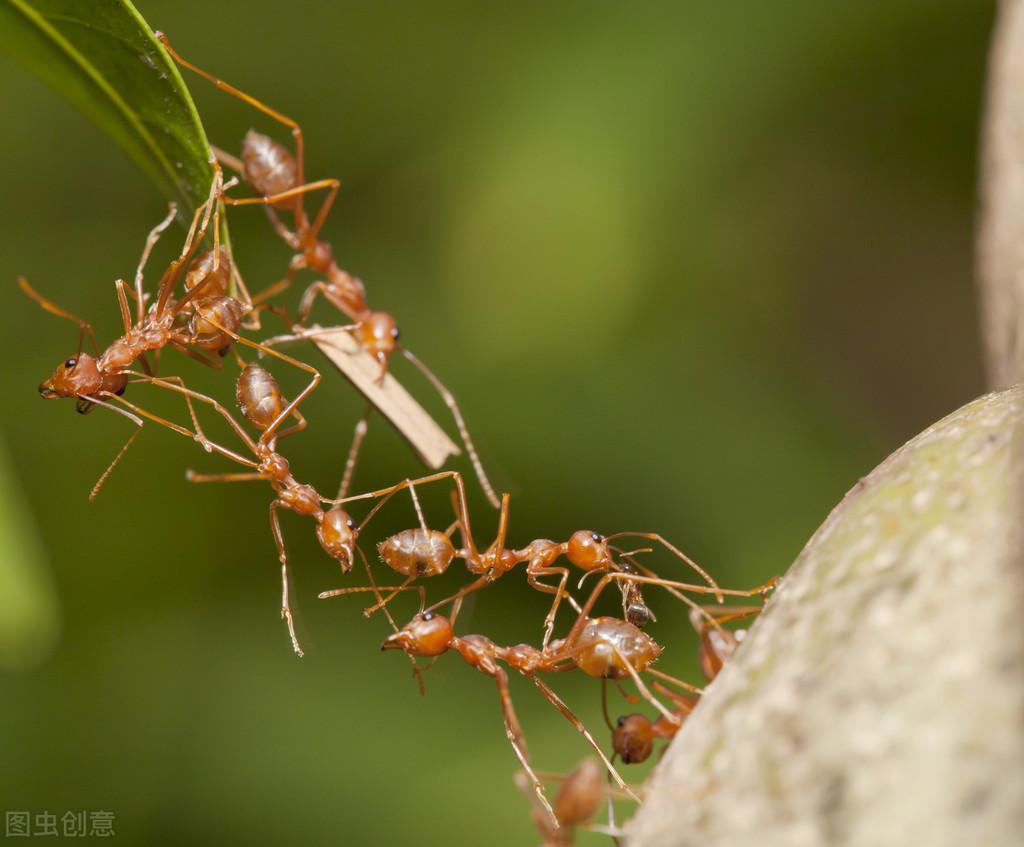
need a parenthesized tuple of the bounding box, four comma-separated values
(155, 33, 500, 510)
(324, 568, 770, 821)
(516, 758, 609, 846)
(20, 165, 278, 492)
(332, 470, 725, 645)
(609, 604, 763, 766)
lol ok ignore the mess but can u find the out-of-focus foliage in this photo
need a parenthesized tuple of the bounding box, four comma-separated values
(0, 0, 218, 213)
(0, 434, 58, 668)
(0, 1, 992, 845)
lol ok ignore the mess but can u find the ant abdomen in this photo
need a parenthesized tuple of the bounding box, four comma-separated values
(571, 617, 662, 680)
(379, 529, 456, 577)
(189, 295, 245, 352)
(242, 130, 298, 202)
(185, 247, 232, 298)
(236, 362, 284, 430)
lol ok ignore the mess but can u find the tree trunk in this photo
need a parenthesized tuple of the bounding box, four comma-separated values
(626, 385, 1024, 847)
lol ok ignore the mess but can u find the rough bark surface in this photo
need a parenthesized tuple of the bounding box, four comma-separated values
(626, 385, 1024, 847)
(978, 0, 1024, 388)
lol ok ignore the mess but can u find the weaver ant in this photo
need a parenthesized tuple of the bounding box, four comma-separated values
(516, 758, 609, 846)
(333, 470, 724, 645)
(609, 604, 763, 766)
(20, 165, 278, 494)
(325, 569, 770, 822)
(155, 33, 500, 509)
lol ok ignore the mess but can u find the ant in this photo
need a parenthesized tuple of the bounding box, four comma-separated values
(156, 33, 501, 510)
(326, 568, 769, 823)
(609, 604, 764, 766)
(516, 758, 609, 847)
(332, 470, 725, 646)
(20, 165, 276, 492)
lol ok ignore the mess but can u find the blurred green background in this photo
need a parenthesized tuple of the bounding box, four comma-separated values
(0, 1, 994, 844)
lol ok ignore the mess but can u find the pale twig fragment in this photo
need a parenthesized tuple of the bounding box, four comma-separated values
(309, 325, 460, 469)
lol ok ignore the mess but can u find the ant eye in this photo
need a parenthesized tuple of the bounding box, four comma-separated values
(592, 533, 604, 543)
(617, 715, 627, 727)
(391, 326, 400, 339)
(65, 358, 77, 369)
(346, 518, 355, 529)
(421, 611, 433, 621)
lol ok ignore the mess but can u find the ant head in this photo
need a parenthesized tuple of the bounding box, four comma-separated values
(611, 714, 655, 764)
(359, 312, 400, 359)
(381, 613, 452, 657)
(39, 353, 102, 400)
(316, 508, 357, 572)
(566, 530, 612, 570)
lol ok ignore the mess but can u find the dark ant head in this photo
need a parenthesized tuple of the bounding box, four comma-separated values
(316, 507, 357, 573)
(626, 602, 656, 628)
(39, 353, 102, 400)
(566, 530, 612, 570)
(611, 714, 655, 764)
(381, 614, 452, 657)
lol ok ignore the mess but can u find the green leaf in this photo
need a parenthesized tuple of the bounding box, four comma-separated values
(0, 0, 217, 216)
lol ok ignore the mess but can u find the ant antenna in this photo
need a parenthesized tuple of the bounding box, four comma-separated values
(400, 348, 500, 510)
(89, 429, 142, 502)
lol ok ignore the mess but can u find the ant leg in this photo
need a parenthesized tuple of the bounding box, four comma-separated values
(337, 404, 372, 501)
(354, 547, 426, 695)
(269, 500, 303, 656)
(400, 348, 500, 510)
(186, 471, 264, 483)
(114, 279, 132, 334)
(608, 645, 679, 728)
(603, 532, 722, 602)
(344, 470, 473, 542)
(126, 371, 257, 456)
(154, 165, 226, 315)
(525, 673, 640, 802)
(251, 255, 306, 307)
(134, 203, 178, 322)
(489, 666, 557, 827)
(361, 574, 424, 617)
(318, 583, 427, 619)
(212, 145, 243, 174)
(18, 277, 99, 354)
(528, 565, 582, 648)
(647, 668, 703, 697)
(157, 33, 307, 186)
